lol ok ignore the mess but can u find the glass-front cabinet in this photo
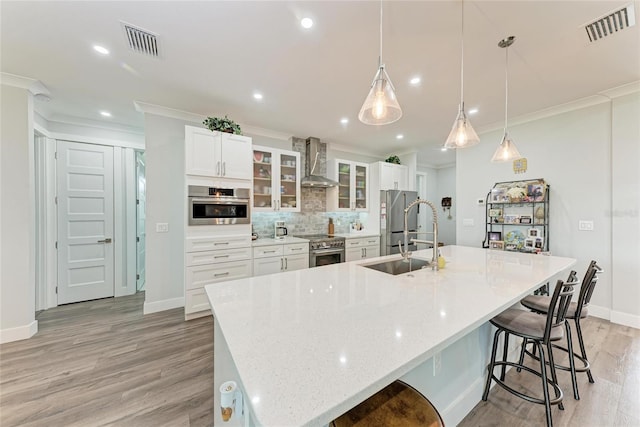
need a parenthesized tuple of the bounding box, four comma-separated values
(327, 159, 368, 212)
(252, 145, 301, 212)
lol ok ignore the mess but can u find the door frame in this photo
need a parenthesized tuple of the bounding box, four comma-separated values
(34, 125, 140, 309)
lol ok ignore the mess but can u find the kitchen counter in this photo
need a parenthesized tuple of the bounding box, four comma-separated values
(205, 245, 576, 426)
(251, 236, 309, 247)
(332, 232, 380, 238)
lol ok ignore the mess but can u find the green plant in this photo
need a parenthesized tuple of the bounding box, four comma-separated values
(203, 115, 242, 135)
(385, 155, 400, 165)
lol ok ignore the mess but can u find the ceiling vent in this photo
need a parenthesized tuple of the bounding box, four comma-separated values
(121, 21, 160, 57)
(584, 3, 636, 42)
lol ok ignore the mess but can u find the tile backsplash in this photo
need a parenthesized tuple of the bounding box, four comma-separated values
(252, 210, 362, 238)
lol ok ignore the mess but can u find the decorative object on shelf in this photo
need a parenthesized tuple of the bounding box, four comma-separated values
(504, 214, 520, 224)
(358, 0, 402, 125)
(513, 157, 528, 174)
(444, 0, 480, 149)
(504, 230, 526, 250)
(203, 115, 242, 135)
(441, 197, 453, 219)
(527, 182, 546, 202)
(527, 228, 541, 238)
(491, 36, 523, 163)
(489, 208, 503, 218)
(385, 155, 401, 164)
(489, 240, 504, 250)
(507, 185, 527, 202)
(519, 215, 532, 224)
(535, 206, 545, 223)
(489, 231, 502, 241)
(490, 187, 509, 203)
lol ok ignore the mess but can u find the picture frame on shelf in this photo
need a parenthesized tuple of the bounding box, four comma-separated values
(534, 237, 544, 249)
(489, 240, 504, 250)
(489, 231, 502, 241)
(527, 228, 542, 238)
(491, 188, 509, 203)
(527, 183, 546, 202)
(505, 243, 518, 251)
(519, 216, 533, 224)
(489, 208, 503, 218)
(504, 214, 520, 224)
(524, 238, 535, 249)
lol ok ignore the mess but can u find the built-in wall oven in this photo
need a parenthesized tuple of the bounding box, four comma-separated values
(188, 185, 250, 225)
(304, 235, 346, 267)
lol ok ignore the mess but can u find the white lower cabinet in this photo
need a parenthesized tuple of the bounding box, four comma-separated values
(345, 236, 380, 262)
(185, 234, 251, 320)
(252, 242, 309, 277)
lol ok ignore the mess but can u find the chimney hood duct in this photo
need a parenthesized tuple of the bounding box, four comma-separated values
(301, 137, 339, 188)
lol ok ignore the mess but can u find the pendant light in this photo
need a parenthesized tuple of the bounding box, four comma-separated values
(491, 36, 522, 162)
(444, 0, 479, 149)
(358, 0, 402, 125)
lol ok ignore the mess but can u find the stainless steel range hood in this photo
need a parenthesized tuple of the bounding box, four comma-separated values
(301, 137, 338, 188)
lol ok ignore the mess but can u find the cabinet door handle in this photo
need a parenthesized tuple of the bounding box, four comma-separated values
(214, 242, 229, 245)
(214, 272, 229, 277)
(285, 257, 288, 269)
(264, 250, 277, 254)
(97, 238, 112, 243)
(280, 258, 284, 270)
(364, 248, 367, 257)
(214, 255, 230, 259)
(216, 161, 221, 175)
(222, 162, 226, 176)
(291, 247, 302, 251)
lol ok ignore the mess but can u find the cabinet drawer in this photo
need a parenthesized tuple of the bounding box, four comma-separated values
(364, 237, 380, 246)
(346, 238, 365, 248)
(186, 247, 251, 266)
(253, 245, 284, 258)
(284, 243, 309, 255)
(185, 288, 211, 314)
(186, 235, 251, 253)
(186, 260, 251, 290)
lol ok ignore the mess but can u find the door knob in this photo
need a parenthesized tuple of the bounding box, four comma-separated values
(97, 238, 112, 243)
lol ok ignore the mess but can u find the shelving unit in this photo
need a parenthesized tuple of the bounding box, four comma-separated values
(483, 179, 549, 253)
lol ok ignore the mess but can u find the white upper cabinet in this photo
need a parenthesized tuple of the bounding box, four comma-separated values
(327, 160, 369, 212)
(378, 162, 409, 191)
(185, 126, 252, 180)
(252, 145, 301, 212)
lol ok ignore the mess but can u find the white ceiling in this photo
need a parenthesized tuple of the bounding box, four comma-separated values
(2, 1, 639, 167)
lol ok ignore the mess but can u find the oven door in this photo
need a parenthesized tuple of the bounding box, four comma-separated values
(310, 248, 345, 267)
(189, 197, 250, 225)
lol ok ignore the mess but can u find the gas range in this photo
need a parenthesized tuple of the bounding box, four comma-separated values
(296, 234, 346, 250)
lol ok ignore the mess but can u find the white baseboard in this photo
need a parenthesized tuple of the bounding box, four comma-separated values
(610, 310, 640, 329)
(0, 320, 38, 344)
(143, 297, 184, 315)
(588, 304, 610, 320)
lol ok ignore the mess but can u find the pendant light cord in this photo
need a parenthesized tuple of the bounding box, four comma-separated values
(379, 0, 383, 67)
(460, 0, 465, 106)
(504, 45, 509, 134)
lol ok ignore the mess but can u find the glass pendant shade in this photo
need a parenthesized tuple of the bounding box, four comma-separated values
(444, 104, 480, 149)
(358, 66, 402, 125)
(491, 132, 521, 162)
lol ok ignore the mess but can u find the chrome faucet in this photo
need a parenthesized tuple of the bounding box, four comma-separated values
(398, 198, 439, 270)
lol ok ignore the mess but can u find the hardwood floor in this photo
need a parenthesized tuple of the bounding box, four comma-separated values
(0, 293, 214, 427)
(1, 294, 638, 427)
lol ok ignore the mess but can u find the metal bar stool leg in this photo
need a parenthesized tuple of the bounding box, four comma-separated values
(545, 341, 564, 411)
(500, 332, 510, 381)
(565, 321, 579, 400)
(574, 318, 595, 383)
(538, 345, 554, 427)
(482, 329, 502, 401)
(517, 337, 528, 372)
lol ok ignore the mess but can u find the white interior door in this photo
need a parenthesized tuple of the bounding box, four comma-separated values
(57, 141, 114, 304)
(136, 151, 146, 291)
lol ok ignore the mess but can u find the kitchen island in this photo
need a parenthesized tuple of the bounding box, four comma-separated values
(205, 245, 576, 426)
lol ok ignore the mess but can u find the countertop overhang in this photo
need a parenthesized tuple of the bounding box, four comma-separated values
(205, 245, 576, 426)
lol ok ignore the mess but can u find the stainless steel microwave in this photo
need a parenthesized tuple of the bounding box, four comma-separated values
(188, 186, 250, 225)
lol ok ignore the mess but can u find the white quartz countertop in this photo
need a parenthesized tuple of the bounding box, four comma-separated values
(205, 245, 576, 426)
(251, 236, 309, 247)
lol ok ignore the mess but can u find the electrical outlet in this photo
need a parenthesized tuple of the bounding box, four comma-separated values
(578, 220, 594, 231)
(156, 223, 169, 233)
(433, 352, 442, 376)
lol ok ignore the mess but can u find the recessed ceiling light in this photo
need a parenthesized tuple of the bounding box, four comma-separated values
(100, 111, 112, 117)
(441, 147, 448, 152)
(468, 108, 479, 115)
(253, 93, 263, 100)
(340, 118, 349, 124)
(396, 134, 404, 140)
(409, 77, 421, 85)
(93, 45, 110, 55)
(301, 18, 313, 29)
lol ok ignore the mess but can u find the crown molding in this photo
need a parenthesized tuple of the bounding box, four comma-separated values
(0, 72, 49, 95)
(600, 80, 640, 99)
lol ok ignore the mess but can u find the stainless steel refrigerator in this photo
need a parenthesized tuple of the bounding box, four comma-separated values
(380, 190, 419, 255)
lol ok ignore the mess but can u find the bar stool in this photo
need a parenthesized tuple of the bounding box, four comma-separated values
(519, 261, 602, 400)
(331, 380, 444, 427)
(482, 277, 579, 427)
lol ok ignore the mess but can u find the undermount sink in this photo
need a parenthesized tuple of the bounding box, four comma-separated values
(362, 258, 431, 275)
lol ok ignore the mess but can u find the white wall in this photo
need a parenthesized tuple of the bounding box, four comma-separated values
(0, 84, 37, 342)
(611, 92, 640, 323)
(142, 113, 196, 313)
(456, 92, 639, 326)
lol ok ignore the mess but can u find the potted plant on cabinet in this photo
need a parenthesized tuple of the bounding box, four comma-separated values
(203, 115, 242, 135)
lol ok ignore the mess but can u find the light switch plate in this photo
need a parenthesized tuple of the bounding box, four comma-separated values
(156, 223, 169, 233)
(477, 198, 485, 205)
(578, 220, 594, 231)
